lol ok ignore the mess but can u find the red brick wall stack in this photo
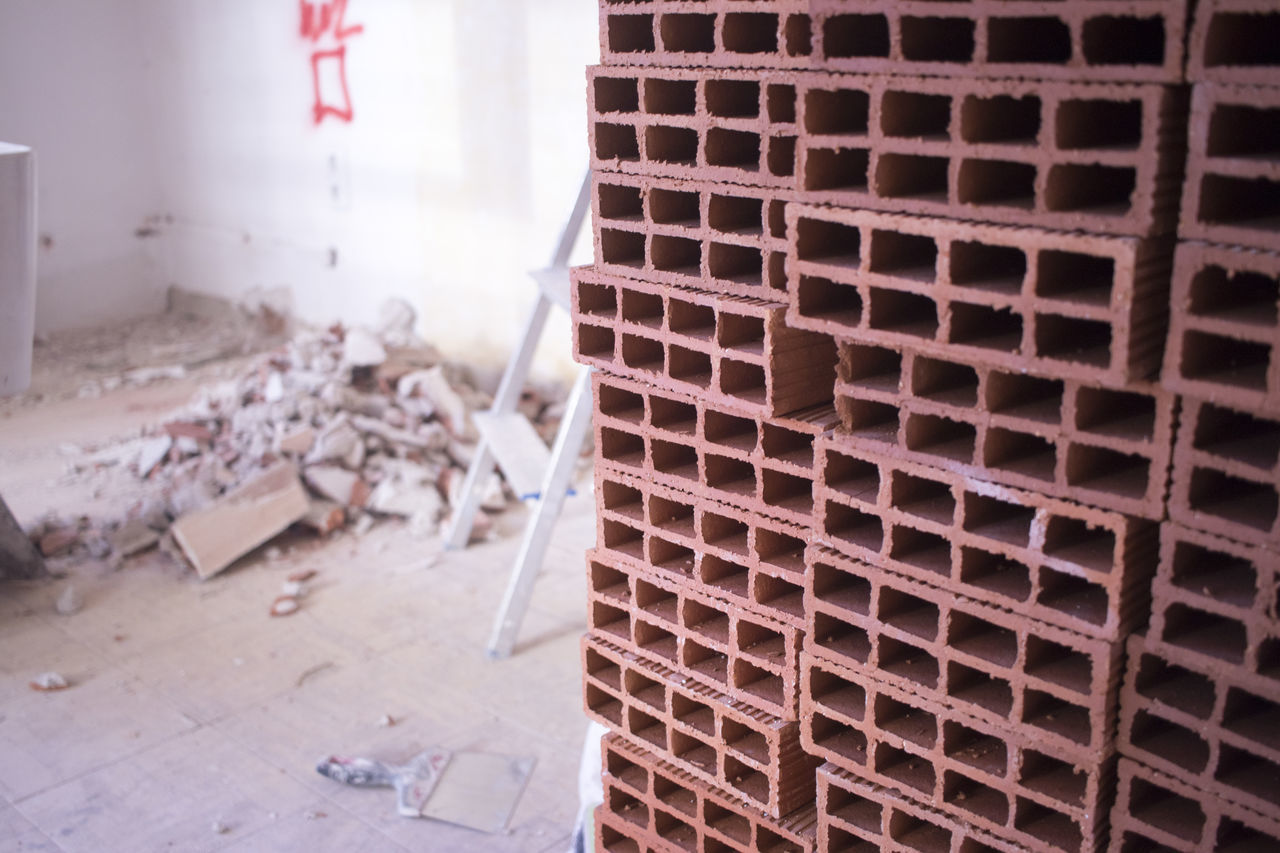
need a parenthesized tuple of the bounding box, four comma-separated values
(574, 2, 1280, 851)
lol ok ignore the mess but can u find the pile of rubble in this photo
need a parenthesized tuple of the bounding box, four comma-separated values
(29, 300, 567, 578)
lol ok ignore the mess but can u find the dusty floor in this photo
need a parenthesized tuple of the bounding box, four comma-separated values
(0, 326, 594, 852)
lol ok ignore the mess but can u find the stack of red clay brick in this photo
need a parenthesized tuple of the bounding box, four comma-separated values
(571, 2, 1280, 851)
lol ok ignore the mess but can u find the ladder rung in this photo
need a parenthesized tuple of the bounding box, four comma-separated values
(473, 411, 552, 500)
(531, 267, 571, 312)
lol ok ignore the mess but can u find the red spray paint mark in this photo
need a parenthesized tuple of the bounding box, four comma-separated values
(301, 0, 363, 125)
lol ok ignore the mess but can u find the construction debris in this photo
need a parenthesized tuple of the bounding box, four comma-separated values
(55, 584, 82, 615)
(29, 672, 69, 692)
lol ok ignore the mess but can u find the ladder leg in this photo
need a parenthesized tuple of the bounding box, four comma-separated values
(444, 440, 499, 550)
(486, 368, 594, 659)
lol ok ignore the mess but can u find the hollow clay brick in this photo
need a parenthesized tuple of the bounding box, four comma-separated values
(831, 338, 1175, 520)
(1168, 396, 1280, 549)
(593, 172, 796, 300)
(1109, 757, 1280, 853)
(593, 371, 838, 530)
(587, 548, 804, 721)
(572, 267, 838, 419)
(817, 763, 1026, 853)
(804, 546, 1125, 761)
(1187, 0, 1280, 85)
(813, 434, 1160, 642)
(785, 204, 1175, 385)
(599, 732, 818, 853)
(1164, 242, 1280, 416)
(589, 66, 802, 189)
(792, 75, 1186, 237)
(1180, 84, 1280, 255)
(1118, 633, 1280, 825)
(800, 650, 1115, 853)
(595, 467, 812, 631)
(582, 633, 819, 818)
(807, 0, 1186, 84)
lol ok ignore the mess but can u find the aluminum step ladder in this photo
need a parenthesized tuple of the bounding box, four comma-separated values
(445, 170, 594, 659)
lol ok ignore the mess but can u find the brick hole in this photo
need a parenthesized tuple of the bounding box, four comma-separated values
(718, 313, 766, 353)
(1045, 163, 1135, 214)
(667, 299, 714, 340)
(958, 158, 1037, 209)
(825, 501, 884, 555)
(868, 288, 939, 338)
(949, 302, 1022, 352)
(890, 522, 952, 573)
(578, 280, 618, 317)
(767, 251, 786, 291)
(700, 510, 749, 553)
(810, 665, 867, 722)
(825, 781, 880, 832)
(755, 527, 806, 576)
(823, 450, 881, 500)
(724, 755, 769, 804)
(683, 637, 728, 683)
(723, 12, 778, 55)
(826, 826, 878, 852)
(682, 597, 729, 645)
(649, 536, 696, 573)
(982, 426, 1055, 483)
(644, 79, 696, 117)
(874, 695, 938, 751)
(1036, 568, 1108, 628)
(762, 424, 813, 467)
(704, 801, 750, 846)
(653, 772, 696, 818)
(797, 216, 862, 267)
(1020, 750, 1087, 810)
(703, 410, 755, 453)
(598, 183, 642, 222)
(784, 13, 812, 57)
(943, 771, 1008, 825)
(1126, 775, 1205, 843)
(1188, 466, 1280, 533)
(648, 493, 695, 537)
(947, 661, 1014, 718)
(707, 128, 762, 170)
(706, 79, 760, 119)
(596, 123, 640, 162)
(587, 646, 623, 691)
(814, 610, 872, 664)
(1135, 651, 1216, 719)
(947, 610, 1017, 667)
(1193, 403, 1280, 471)
(905, 413, 978, 464)
(960, 94, 1041, 146)
(591, 558, 631, 601)
(881, 91, 951, 140)
(869, 229, 938, 283)
(887, 809, 951, 853)
(762, 468, 812, 514)
(823, 14, 889, 58)
(649, 394, 695, 435)
(1034, 313, 1112, 367)
(766, 201, 787, 241)
(1216, 745, 1280, 808)
(598, 382, 644, 423)
(625, 667, 667, 711)
(877, 634, 939, 691)
(645, 125, 698, 165)
(1217, 819, 1276, 850)
(813, 559, 872, 616)
(1198, 174, 1280, 233)
(876, 153, 949, 200)
(890, 470, 957, 526)
(1014, 798, 1081, 852)
(799, 275, 863, 327)
(1066, 443, 1151, 499)
(705, 454, 754, 495)
(950, 241, 1027, 298)
(1057, 98, 1142, 150)
(607, 14, 654, 54)
(757, 827, 802, 853)
(733, 658, 784, 707)
(767, 135, 796, 178)
(1040, 517, 1114, 578)
(601, 479, 644, 520)
(805, 88, 870, 136)
(669, 733, 714, 778)
(587, 682, 624, 726)
(959, 547, 1032, 603)
(701, 557, 749, 605)
(628, 706, 668, 750)
(767, 84, 796, 124)
(1022, 688, 1091, 746)
(708, 194, 761, 237)
(943, 721, 1008, 776)
(651, 438, 698, 481)
(911, 357, 978, 407)
(635, 619, 679, 662)
(654, 808, 697, 852)
(649, 187, 699, 227)
(806, 147, 871, 191)
(604, 745, 646, 791)
(900, 16, 975, 63)
(650, 234, 701, 276)
(660, 13, 714, 53)
(602, 517, 645, 561)
(1210, 103, 1280, 159)
(839, 342, 901, 393)
(986, 371, 1061, 423)
(670, 345, 712, 388)
(1025, 635, 1092, 696)
(1036, 249, 1114, 306)
(1162, 602, 1247, 664)
(598, 822, 637, 853)
(669, 694, 715, 738)
(988, 16, 1071, 64)
(1189, 264, 1279, 324)
(719, 360, 766, 404)
(1082, 15, 1165, 66)
(753, 573, 803, 621)
(1075, 386, 1156, 442)
(622, 289, 663, 328)
(1204, 12, 1280, 69)
(1169, 539, 1257, 611)
(879, 588, 942, 645)
(600, 426, 644, 468)
(874, 742, 936, 796)
(1184, 329, 1274, 393)
(1222, 687, 1280, 754)
(1261, 638, 1280, 683)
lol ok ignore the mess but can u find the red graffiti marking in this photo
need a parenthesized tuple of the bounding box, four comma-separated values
(301, 0, 362, 125)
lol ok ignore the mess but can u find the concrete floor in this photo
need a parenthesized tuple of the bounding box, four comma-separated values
(0, 356, 595, 852)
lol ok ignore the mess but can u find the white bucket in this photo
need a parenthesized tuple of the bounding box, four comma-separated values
(0, 143, 35, 396)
